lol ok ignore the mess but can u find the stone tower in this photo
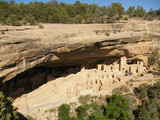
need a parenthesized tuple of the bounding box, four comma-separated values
(137, 61, 144, 73)
(119, 56, 127, 71)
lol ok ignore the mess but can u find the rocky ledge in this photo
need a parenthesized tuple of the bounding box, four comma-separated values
(0, 20, 160, 85)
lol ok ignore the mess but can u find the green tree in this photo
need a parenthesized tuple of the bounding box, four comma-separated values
(107, 5, 113, 18)
(148, 82, 160, 99)
(88, 113, 106, 120)
(25, 15, 36, 26)
(89, 4, 100, 17)
(127, 6, 135, 17)
(100, 6, 108, 16)
(134, 6, 146, 17)
(58, 6, 70, 23)
(9, 0, 15, 4)
(63, 4, 76, 18)
(134, 82, 160, 120)
(134, 83, 150, 100)
(148, 8, 156, 18)
(105, 94, 133, 120)
(74, 14, 83, 23)
(157, 9, 160, 16)
(111, 3, 124, 19)
(148, 50, 160, 74)
(0, 1, 10, 24)
(58, 104, 70, 120)
(76, 105, 89, 119)
(137, 105, 151, 120)
(50, 0, 58, 6)
(0, 91, 19, 120)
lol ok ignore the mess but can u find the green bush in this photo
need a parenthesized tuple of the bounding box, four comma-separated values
(85, 19, 93, 24)
(0, 91, 19, 120)
(78, 95, 91, 105)
(124, 17, 128, 20)
(105, 94, 133, 120)
(88, 113, 106, 120)
(105, 32, 110, 36)
(29, 21, 36, 26)
(76, 105, 89, 119)
(134, 82, 160, 120)
(112, 85, 130, 94)
(58, 104, 70, 120)
(148, 82, 160, 99)
(134, 83, 149, 100)
(11, 21, 22, 26)
(22, 21, 27, 25)
(148, 50, 159, 66)
(106, 18, 115, 23)
(74, 15, 83, 24)
(39, 24, 44, 29)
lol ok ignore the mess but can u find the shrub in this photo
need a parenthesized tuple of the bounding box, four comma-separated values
(94, 30, 99, 35)
(0, 91, 19, 120)
(88, 113, 106, 120)
(130, 83, 133, 86)
(124, 17, 128, 20)
(148, 82, 160, 99)
(136, 105, 151, 120)
(147, 17, 154, 21)
(112, 85, 130, 94)
(106, 94, 133, 120)
(105, 32, 110, 36)
(58, 104, 70, 120)
(134, 83, 149, 100)
(78, 95, 91, 105)
(134, 81, 160, 120)
(39, 24, 44, 29)
(29, 21, 36, 26)
(85, 18, 93, 24)
(74, 15, 83, 24)
(76, 105, 89, 119)
(26, 115, 36, 120)
(98, 19, 105, 23)
(88, 101, 104, 117)
(106, 18, 115, 23)
(11, 21, 22, 26)
(22, 21, 27, 25)
(148, 50, 159, 66)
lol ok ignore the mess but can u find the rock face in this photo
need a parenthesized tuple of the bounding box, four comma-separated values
(0, 20, 160, 88)
(13, 56, 153, 116)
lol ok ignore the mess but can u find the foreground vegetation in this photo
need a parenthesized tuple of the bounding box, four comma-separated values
(1, 81, 159, 120)
(148, 49, 160, 75)
(0, 91, 18, 120)
(57, 81, 160, 120)
(0, 0, 160, 26)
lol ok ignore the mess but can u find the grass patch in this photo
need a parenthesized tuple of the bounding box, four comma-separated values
(78, 94, 91, 105)
(26, 115, 37, 120)
(112, 85, 130, 94)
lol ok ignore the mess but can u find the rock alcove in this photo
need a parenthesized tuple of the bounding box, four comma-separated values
(0, 56, 120, 98)
(0, 21, 160, 101)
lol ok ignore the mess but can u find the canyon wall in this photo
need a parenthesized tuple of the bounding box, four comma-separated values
(0, 20, 160, 85)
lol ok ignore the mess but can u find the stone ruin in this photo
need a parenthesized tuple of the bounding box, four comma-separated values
(97, 56, 146, 79)
(65, 56, 146, 98)
(0, 56, 146, 98)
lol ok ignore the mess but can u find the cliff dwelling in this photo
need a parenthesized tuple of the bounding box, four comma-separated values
(0, 56, 146, 98)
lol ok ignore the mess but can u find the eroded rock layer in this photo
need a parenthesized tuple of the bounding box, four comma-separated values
(0, 21, 160, 89)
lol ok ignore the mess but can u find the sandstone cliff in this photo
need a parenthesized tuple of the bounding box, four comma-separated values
(0, 20, 160, 84)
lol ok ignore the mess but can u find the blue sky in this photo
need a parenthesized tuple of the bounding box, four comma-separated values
(4, 0, 160, 11)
